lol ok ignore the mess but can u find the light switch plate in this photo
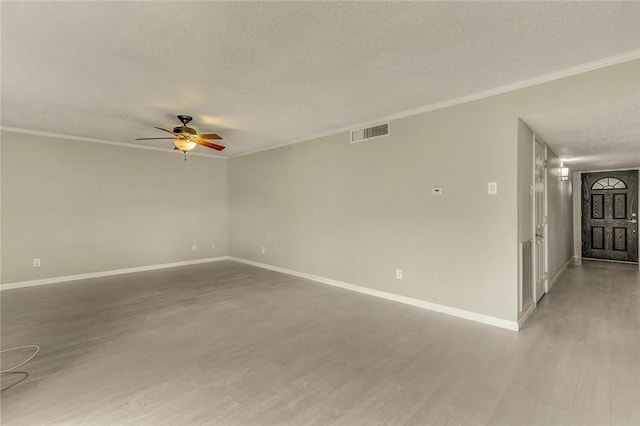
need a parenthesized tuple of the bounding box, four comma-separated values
(432, 186, 444, 195)
(488, 182, 498, 195)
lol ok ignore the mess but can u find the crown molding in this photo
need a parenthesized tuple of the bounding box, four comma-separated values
(2, 50, 638, 160)
(0, 127, 228, 160)
(233, 49, 640, 158)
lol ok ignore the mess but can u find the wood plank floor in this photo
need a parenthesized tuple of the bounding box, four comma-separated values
(1, 260, 639, 425)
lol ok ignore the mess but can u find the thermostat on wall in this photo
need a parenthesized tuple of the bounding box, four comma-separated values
(432, 186, 444, 195)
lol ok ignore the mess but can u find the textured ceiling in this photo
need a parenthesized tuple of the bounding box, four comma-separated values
(525, 97, 640, 171)
(1, 2, 639, 166)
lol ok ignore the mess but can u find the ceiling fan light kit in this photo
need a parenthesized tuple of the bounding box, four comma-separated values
(174, 139, 198, 152)
(136, 115, 225, 158)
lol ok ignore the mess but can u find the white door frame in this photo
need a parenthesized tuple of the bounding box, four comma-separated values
(532, 135, 549, 302)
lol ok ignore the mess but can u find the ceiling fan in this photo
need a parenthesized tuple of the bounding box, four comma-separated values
(136, 115, 225, 154)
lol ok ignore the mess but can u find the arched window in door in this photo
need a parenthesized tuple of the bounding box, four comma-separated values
(591, 177, 627, 190)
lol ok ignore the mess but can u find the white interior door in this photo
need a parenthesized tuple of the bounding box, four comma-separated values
(533, 138, 548, 302)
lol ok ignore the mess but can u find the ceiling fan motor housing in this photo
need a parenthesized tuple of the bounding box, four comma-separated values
(173, 126, 197, 136)
(174, 115, 196, 136)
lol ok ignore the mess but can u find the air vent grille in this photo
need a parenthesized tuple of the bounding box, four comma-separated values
(351, 123, 389, 143)
(519, 239, 533, 314)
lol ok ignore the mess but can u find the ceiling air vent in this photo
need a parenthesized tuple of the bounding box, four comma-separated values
(351, 123, 389, 143)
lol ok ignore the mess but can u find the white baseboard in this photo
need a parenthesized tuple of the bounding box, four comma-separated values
(1, 256, 230, 290)
(3, 255, 520, 331)
(518, 302, 536, 330)
(229, 257, 518, 331)
(548, 256, 575, 292)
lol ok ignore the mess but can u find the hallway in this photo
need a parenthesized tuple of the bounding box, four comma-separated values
(1, 260, 639, 425)
(492, 260, 640, 424)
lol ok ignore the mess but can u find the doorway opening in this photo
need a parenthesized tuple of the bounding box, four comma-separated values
(581, 170, 638, 264)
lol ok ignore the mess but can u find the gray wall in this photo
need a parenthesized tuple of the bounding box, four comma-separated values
(547, 149, 574, 281)
(230, 96, 520, 322)
(1, 131, 228, 283)
(229, 60, 639, 323)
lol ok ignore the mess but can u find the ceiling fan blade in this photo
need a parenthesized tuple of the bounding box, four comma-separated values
(195, 139, 226, 151)
(154, 126, 180, 136)
(198, 133, 223, 140)
(135, 137, 175, 140)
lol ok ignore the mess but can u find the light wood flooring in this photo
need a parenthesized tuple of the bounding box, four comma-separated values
(1, 260, 639, 425)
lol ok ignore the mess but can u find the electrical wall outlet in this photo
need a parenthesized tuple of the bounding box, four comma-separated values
(33, 258, 41, 267)
(395, 269, 403, 280)
(211, 243, 216, 249)
(192, 244, 198, 251)
(261, 246, 266, 254)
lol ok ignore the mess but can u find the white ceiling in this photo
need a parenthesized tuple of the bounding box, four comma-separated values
(525, 97, 640, 171)
(2, 2, 639, 166)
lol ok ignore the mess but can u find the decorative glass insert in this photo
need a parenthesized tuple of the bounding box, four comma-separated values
(591, 177, 627, 190)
